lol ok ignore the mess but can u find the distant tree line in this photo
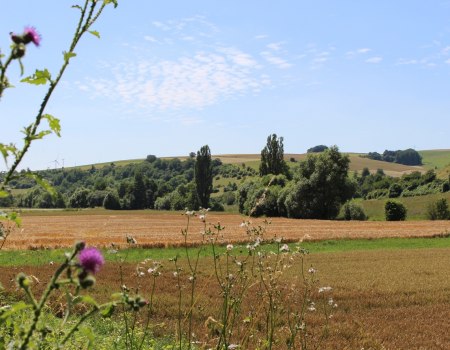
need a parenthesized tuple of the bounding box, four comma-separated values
(1, 137, 448, 222)
(363, 148, 422, 166)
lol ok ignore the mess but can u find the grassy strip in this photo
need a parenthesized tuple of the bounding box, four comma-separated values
(2, 236, 450, 267)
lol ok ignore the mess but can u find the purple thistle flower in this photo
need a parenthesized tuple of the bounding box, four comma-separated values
(23, 26, 41, 46)
(79, 247, 104, 274)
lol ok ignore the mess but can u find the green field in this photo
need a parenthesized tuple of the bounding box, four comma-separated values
(355, 191, 450, 220)
(2, 236, 450, 267)
(419, 149, 450, 169)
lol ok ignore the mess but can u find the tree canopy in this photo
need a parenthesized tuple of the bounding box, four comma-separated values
(195, 145, 213, 209)
(259, 134, 289, 177)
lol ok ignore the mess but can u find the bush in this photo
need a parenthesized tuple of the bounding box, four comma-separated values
(385, 200, 407, 221)
(103, 192, 121, 210)
(427, 198, 450, 220)
(342, 201, 367, 221)
(388, 183, 402, 198)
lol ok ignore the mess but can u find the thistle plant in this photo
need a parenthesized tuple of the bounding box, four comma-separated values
(0, 242, 137, 349)
(0, 0, 118, 224)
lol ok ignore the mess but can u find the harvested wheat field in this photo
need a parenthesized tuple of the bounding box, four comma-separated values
(5, 211, 450, 249)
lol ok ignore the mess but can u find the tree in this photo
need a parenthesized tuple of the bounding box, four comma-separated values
(307, 145, 328, 153)
(259, 134, 289, 177)
(195, 145, 213, 209)
(385, 200, 407, 221)
(285, 146, 355, 219)
(130, 171, 147, 209)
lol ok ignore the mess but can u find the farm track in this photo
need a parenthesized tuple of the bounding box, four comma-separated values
(5, 212, 450, 249)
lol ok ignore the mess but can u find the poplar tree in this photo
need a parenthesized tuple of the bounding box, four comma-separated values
(259, 134, 289, 177)
(195, 145, 213, 209)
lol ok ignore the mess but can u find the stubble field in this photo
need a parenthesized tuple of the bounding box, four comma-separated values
(4, 211, 450, 250)
(3, 211, 450, 349)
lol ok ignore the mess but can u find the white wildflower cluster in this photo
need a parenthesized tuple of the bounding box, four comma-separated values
(226, 244, 234, 251)
(246, 237, 262, 251)
(308, 267, 316, 274)
(318, 286, 332, 293)
(280, 244, 290, 253)
(328, 297, 338, 308)
(307, 301, 316, 312)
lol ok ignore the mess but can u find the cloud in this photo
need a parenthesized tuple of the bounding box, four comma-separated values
(261, 51, 292, 69)
(365, 56, 383, 63)
(357, 48, 371, 54)
(255, 34, 268, 40)
(267, 42, 283, 51)
(79, 47, 269, 111)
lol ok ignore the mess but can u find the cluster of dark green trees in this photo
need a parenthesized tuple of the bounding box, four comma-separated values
(240, 135, 354, 219)
(364, 148, 422, 166)
(1, 134, 448, 221)
(0, 144, 259, 212)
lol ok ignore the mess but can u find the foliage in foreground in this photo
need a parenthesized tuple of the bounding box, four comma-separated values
(0, 211, 336, 349)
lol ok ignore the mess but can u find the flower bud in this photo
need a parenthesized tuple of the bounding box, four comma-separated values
(79, 275, 96, 289)
(12, 43, 26, 59)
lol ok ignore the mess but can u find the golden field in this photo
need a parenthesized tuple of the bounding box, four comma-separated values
(5, 211, 450, 249)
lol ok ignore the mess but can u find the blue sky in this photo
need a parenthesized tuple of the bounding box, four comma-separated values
(1, 1, 450, 170)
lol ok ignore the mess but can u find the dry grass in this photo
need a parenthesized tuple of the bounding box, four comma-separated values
(3, 248, 450, 349)
(4, 212, 450, 250)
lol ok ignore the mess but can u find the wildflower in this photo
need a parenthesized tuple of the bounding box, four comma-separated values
(79, 247, 104, 274)
(185, 210, 195, 217)
(188, 276, 195, 282)
(280, 244, 290, 252)
(24, 26, 41, 46)
(198, 214, 205, 221)
(307, 302, 316, 312)
(228, 344, 239, 349)
(126, 235, 137, 245)
(226, 244, 234, 251)
(319, 286, 332, 293)
(173, 271, 178, 277)
(308, 267, 316, 274)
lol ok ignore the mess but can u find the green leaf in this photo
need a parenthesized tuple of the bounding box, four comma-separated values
(25, 172, 57, 199)
(78, 295, 99, 308)
(0, 190, 9, 198)
(43, 114, 62, 137)
(88, 30, 100, 39)
(0, 211, 21, 227)
(30, 130, 52, 141)
(100, 303, 115, 318)
(0, 302, 30, 323)
(104, 0, 118, 8)
(21, 69, 52, 85)
(0, 143, 18, 164)
(63, 51, 77, 62)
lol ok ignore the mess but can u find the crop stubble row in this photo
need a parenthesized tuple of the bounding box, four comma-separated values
(5, 212, 450, 249)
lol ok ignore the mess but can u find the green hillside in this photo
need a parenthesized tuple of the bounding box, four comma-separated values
(419, 149, 450, 170)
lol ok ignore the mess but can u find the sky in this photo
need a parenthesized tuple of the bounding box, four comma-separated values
(1, 1, 450, 171)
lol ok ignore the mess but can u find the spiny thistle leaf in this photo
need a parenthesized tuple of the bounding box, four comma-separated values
(25, 172, 57, 198)
(43, 114, 62, 137)
(21, 69, 52, 85)
(88, 30, 100, 39)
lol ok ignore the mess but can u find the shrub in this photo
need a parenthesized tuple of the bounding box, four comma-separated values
(342, 201, 367, 221)
(427, 198, 450, 220)
(388, 183, 403, 198)
(103, 192, 121, 210)
(385, 200, 407, 221)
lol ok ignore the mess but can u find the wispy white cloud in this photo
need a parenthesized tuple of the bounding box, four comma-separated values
(78, 16, 296, 112)
(366, 56, 383, 64)
(346, 47, 371, 57)
(255, 34, 268, 40)
(79, 48, 269, 111)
